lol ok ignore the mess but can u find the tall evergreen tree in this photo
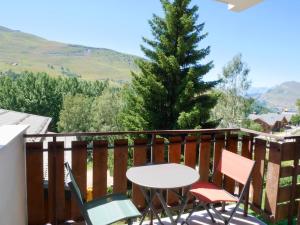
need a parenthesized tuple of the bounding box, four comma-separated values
(121, 0, 219, 130)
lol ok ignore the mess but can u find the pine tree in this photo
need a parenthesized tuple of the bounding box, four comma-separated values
(121, 0, 219, 130)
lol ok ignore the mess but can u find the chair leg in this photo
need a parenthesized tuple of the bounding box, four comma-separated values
(209, 204, 226, 223)
(185, 201, 198, 221)
(226, 202, 242, 224)
(221, 202, 226, 212)
(203, 204, 216, 223)
(127, 218, 133, 225)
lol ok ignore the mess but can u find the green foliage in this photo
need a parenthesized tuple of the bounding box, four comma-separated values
(57, 84, 124, 135)
(296, 99, 300, 113)
(242, 119, 263, 132)
(0, 71, 107, 130)
(57, 94, 93, 132)
(121, 0, 218, 130)
(211, 54, 251, 128)
(246, 98, 272, 114)
(91, 85, 123, 132)
(290, 114, 300, 126)
(290, 99, 300, 126)
(57, 85, 125, 171)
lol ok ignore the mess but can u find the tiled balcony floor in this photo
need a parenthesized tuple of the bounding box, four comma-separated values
(137, 205, 266, 225)
(73, 205, 266, 225)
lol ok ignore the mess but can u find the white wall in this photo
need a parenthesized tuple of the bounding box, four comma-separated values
(0, 125, 28, 225)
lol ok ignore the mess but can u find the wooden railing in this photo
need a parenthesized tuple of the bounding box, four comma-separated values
(24, 128, 300, 225)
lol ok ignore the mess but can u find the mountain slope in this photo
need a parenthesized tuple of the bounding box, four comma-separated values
(0, 26, 139, 80)
(259, 81, 300, 111)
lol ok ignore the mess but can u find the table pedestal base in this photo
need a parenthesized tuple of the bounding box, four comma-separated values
(139, 186, 191, 225)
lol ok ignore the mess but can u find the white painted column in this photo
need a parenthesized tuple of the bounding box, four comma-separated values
(0, 125, 28, 225)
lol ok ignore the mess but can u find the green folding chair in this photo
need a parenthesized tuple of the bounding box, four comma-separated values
(65, 162, 141, 225)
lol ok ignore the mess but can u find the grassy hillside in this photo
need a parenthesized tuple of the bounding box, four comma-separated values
(259, 81, 300, 111)
(0, 26, 139, 80)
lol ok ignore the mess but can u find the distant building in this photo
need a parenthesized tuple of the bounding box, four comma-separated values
(282, 111, 297, 123)
(248, 113, 288, 133)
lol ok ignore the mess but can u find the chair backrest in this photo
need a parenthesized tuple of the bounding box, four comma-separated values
(217, 149, 255, 185)
(65, 163, 93, 225)
(64, 162, 84, 206)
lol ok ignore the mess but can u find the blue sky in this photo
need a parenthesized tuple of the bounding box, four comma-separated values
(0, 0, 299, 87)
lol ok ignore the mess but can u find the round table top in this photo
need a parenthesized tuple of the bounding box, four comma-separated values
(126, 163, 199, 189)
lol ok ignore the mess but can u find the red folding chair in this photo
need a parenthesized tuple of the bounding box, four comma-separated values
(186, 149, 255, 225)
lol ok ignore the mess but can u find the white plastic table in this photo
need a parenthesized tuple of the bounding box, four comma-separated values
(126, 163, 199, 225)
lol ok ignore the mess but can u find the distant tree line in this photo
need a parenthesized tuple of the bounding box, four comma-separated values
(291, 99, 300, 125)
(0, 71, 108, 131)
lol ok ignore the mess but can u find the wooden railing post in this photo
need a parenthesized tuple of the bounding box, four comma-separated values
(48, 138, 56, 224)
(132, 139, 147, 209)
(184, 136, 197, 169)
(288, 138, 300, 225)
(93, 140, 108, 199)
(199, 135, 211, 182)
(225, 134, 238, 194)
(167, 137, 182, 206)
(113, 139, 128, 194)
(296, 139, 300, 225)
(48, 140, 65, 224)
(213, 134, 225, 187)
(71, 141, 87, 221)
(251, 138, 267, 211)
(241, 135, 253, 217)
(265, 141, 281, 222)
(297, 202, 300, 225)
(26, 142, 45, 225)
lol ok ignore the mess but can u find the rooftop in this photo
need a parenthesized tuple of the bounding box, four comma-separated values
(0, 108, 51, 134)
(249, 113, 287, 126)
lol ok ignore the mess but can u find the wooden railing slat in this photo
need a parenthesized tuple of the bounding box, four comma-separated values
(281, 142, 297, 161)
(297, 201, 300, 225)
(26, 142, 45, 225)
(184, 136, 197, 168)
(288, 139, 300, 225)
(153, 138, 165, 163)
(225, 134, 238, 194)
(183, 136, 198, 203)
(280, 166, 294, 178)
(48, 142, 65, 223)
(252, 138, 267, 209)
(199, 135, 211, 182)
(71, 141, 87, 221)
(213, 135, 225, 187)
(93, 140, 108, 199)
(113, 139, 128, 194)
(132, 139, 148, 209)
(167, 137, 182, 206)
(276, 202, 298, 221)
(265, 142, 281, 220)
(240, 135, 253, 216)
(278, 184, 300, 204)
(152, 138, 165, 208)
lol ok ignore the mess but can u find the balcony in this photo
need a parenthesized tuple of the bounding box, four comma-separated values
(1, 126, 299, 225)
(215, 0, 263, 12)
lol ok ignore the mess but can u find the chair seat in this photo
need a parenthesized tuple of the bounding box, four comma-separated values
(190, 181, 238, 203)
(84, 194, 141, 225)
